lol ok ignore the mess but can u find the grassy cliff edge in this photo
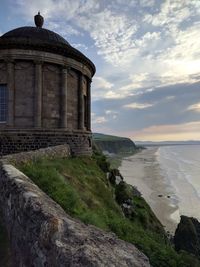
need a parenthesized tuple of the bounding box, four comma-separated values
(17, 152, 200, 267)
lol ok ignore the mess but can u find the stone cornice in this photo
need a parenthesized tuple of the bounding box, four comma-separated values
(0, 38, 96, 76)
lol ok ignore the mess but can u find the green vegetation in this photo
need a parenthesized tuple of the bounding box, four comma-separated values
(17, 153, 200, 267)
(93, 132, 133, 141)
(93, 132, 138, 155)
(93, 132, 144, 168)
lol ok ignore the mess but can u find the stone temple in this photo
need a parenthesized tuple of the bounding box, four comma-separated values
(0, 13, 95, 156)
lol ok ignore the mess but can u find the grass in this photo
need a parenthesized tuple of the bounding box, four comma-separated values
(18, 155, 200, 267)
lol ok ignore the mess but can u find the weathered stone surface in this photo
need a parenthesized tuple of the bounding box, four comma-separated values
(0, 163, 151, 267)
(2, 144, 71, 165)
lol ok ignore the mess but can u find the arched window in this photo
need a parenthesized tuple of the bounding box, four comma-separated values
(0, 84, 7, 123)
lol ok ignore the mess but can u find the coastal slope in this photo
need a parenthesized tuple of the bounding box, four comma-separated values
(16, 149, 200, 267)
(93, 133, 137, 154)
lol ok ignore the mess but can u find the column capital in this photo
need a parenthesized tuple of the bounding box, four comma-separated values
(4, 57, 15, 64)
(62, 67, 69, 74)
(34, 59, 43, 65)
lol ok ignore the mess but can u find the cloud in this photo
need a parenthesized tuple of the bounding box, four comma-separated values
(91, 113, 107, 124)
(92, 76, 117, 100)
(77, 9, 138, 66)
(105, 110, 118, 115)
(93, 76, 113, 89)
(123, 102, 153, 109)
(71, 43, 88, 50)
(140, 0, 155, 7)
(47, 21, 81, 37)
(187, 103, 200, 112)
(92, 76, 128, 99)
(131, 121, 200, 141)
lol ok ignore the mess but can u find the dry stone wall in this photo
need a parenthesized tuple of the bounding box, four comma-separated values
(2, 144, 71, 165)
(0, 161, 151, 267)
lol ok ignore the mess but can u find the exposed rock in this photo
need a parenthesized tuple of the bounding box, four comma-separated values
(108, 169, 123, 185)
(0, 163, 151, 267)
(174, 215, 200, 257)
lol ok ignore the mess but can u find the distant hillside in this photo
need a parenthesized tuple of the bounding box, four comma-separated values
(93, 133, 137, 154)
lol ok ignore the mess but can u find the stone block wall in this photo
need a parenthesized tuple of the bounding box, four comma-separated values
(0, 130, 92, 156)
(42, 64, 61, 128)
(0, 58, 90, 131)
(2, 144, 71, 165)
(0, 162, 151, 267)
(67, 69, 79, 130)
(0, 62, 6, 83)
(14, 61, 34, 127)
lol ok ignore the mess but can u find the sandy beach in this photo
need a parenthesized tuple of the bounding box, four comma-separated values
(119, 147, 179, 233)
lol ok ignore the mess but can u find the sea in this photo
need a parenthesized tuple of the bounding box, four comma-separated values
(119, 145, 200, 230)
(156, 145, 200, 223)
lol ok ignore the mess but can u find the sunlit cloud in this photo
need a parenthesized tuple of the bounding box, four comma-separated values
(91, 113, 107, 124)
(130, 121, 200, 141)
(187, 103, 200, 112)
(123, 102, 153, 109)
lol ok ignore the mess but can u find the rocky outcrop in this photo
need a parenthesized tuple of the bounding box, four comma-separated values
(0, 162, 151, 267)
(174, 215, 200, 257)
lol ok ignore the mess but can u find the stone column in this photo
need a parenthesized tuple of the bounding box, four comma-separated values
(34, 61, 42, 127)
(78, 73, 84, 130)
(7, 60, 15, 127)
(60, 68, 68, 128)
(86, 78, 91, 131)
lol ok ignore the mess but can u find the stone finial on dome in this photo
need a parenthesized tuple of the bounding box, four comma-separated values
(34, 12, 44, 28)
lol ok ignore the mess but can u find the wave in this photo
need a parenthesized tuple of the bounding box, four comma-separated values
(157, 145, 200, 221)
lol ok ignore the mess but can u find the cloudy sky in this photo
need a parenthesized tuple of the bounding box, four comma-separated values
(1, 0, 200, 141)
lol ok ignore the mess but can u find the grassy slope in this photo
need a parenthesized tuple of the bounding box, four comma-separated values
(93, 133, 141, 169)
(93, 133, 131, 141)
(18, 156, 200, 267)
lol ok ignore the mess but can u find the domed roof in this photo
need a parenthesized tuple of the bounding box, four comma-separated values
(0, 13, 95, 75)
(1, 26, 70, 46)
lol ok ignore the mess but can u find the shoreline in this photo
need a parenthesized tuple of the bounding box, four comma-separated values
(119, 147, 179, 234)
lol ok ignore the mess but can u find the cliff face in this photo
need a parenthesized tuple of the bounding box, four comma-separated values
(93, 133, 137, 154)
(174, 215, 200, 257)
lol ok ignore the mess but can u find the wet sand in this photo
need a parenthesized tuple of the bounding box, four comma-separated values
(119, 147, 179, 233)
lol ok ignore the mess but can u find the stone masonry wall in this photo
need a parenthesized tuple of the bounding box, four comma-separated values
(0, 130, 92, 156)
(67, 69, 79, 130)
(14, 61, 34, 127)
(42, 64, 61, 128)
(2, 144, 71, 165)
(0, 162, 151, 267)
